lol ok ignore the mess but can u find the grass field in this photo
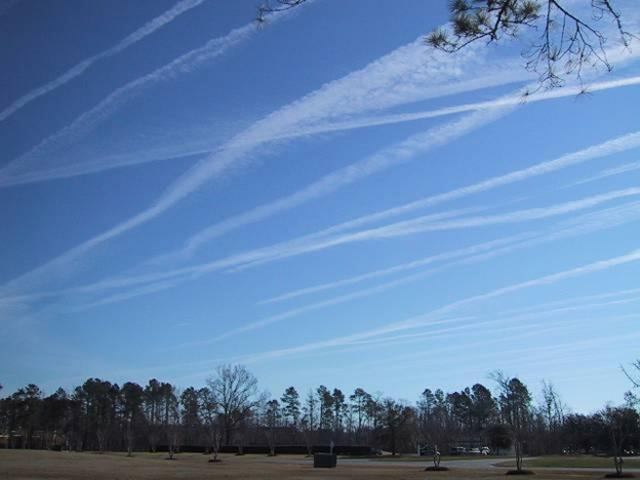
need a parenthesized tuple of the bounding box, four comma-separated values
(496, 456, 640, 469)
(0, 449, 633, 480)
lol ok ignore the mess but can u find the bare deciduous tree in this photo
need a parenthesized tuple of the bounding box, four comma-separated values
(541, 381, 565, 429)
(597, 405, 640, 477)
(380, 398, 413, 457)
(206, 365, 260, 446)
(427, 0, 637, 90)
(623, 359, 640, 388)
(492, 372, 532, 472)
(257, 0, 306, 24)
(257, 1, 636, 91)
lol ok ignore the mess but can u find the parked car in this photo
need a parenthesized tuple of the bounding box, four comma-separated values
(466, 448, 482, 455)
(481, 447, 491, 455)
(450, 446, 466, 455)
(419, 445, 437, 456)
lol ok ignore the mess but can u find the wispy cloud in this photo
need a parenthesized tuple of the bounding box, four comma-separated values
(0, 120, 239, 185)
(73, 279, 185, 311)
(167, 104, 515, 262)
(355, 303, 640, 353)
(497, 284, 640, 318)
(199, 126, 640, 278)
(0, 0, 207, 124)
(0, 36, 516, 294)
(261, 200, 640, 305)
(232, 247, 640, 363)
(411, 252, 640, 326)
(364, 320, 640, 383)
(8, 180, 639, 315)
(193, 194, 640, 343)
(260, 234, 534, 305)
(231, 174, 640, 272)
(157, 75, 640, 262)
(451, 200, 640, 267)
(354, 187, 640, 236)
(0, 33, 517, 188)
(20, 208, 477, 308)
(5, 34, 640, 306)
(21, 73, 638, 189)
(0, 5, 303, 188)
(567, 159, 640, 188)
(347, 312, 640, 374)
(9, 41, 640, 189)
(5, 156, 639, 316)
(285, 75, 640, 142)
(306, 131, 640, 240)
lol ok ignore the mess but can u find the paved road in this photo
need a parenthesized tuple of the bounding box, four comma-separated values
(335, 457, 513, 469)
(271, 456, 515, 469)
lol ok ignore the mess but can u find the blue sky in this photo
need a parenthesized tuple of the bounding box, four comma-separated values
(1, 0, 640, 413)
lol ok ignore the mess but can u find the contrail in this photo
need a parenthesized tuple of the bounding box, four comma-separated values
(141, 75, 640, 262)
(283, 75, 640, 142)
(0, 208, 481, 308)
(233, 247, 640, 363)
(0, 76, 523, 188)
(48, 192, 640, 329)
(233, 189, 640, 273)
(345, 287, 640, 352)
(193, 193, 640, 343)
(261, 200, 640, 305)
(11, 71, 637, 189)
(260, 234, 534, 305)
(0, 35, 507, 293)
(13, 180, 638, 311)
(227, 131, 640, 273)
(5, 41, 639, 298)
(363, 327, 640, 385)
(497, 284, 640, 318)
(11, 154, 637, 312)
(0, 5, 302, 188)
(346, 310, 640, 369)
(0, 0, 207, 123)
(567, 159, 640, 188)
(173, 103, 514, 260)
(283, 130, 640, 243)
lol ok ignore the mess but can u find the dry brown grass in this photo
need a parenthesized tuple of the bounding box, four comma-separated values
(0, 449, 617, 480)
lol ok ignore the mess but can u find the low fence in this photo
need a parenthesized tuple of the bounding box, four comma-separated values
(157, 444, 375, 455)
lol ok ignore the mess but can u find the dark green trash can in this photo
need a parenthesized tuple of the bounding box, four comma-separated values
(313, 453, 337, 468)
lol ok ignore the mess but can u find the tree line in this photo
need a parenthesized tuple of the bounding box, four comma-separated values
(1, 365, 639, 470)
